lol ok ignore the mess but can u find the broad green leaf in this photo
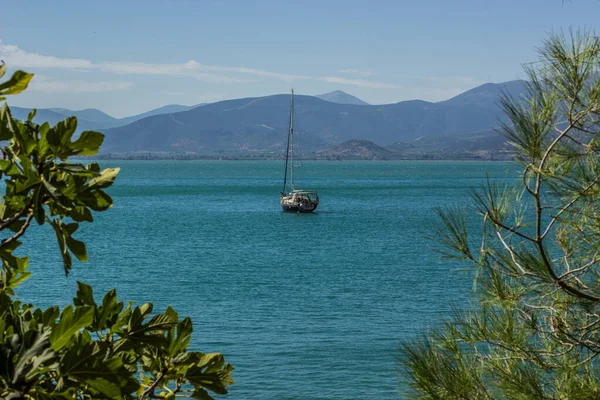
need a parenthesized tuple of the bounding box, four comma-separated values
(78, 189, 114, 211)
(62, 222, 79, 236)
(0, 237, 22, 253)
(57, 163, 98, 176)
(14, 329, 54, 384)
(33, 185, 45, 225)
(13, 174, 40, 195)
(74, 281, 96, 307)
(95, 289, 123, 331)
(191, 389, 215, 400)
(2, 256, 31, 291)
(45, 126, 60, 151)
(49, 305, 94, 351)
(146, 312, 178, 332)
(66, 236, 88, 262)
(42, 306, 60, 325)
(0, 103, 15, 140)
(51, 218, 72, 275)
(128, 311, 176, 338)
(128, 303, 153, 331)
(71, 131, 104, 156)
(87, 162, 101, 173)
(13, 122, 38, 156)
(196, 353, 226, 373)
(86, 168, 120, 190)
(58, 337, 140, 395)
(86, 378, 122, 399)
(69, 205, 93, 222)
(169, 317, 193, 357)
(38, 122, 51, 157)
(0, 70, 34, 96)
(47, 117, 77, 159)
(186, 363, 233, 395)
(0, 159, 19, 175)
(27, 109, 36, 122)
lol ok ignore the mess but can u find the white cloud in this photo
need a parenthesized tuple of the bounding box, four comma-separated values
(29, 79, 134, 93)
(1, 42, 403, 90)
(0, 42, 297, 84)
(99, 61, 256, 83)
(99, 61, 306, 83)
(337, 68, 375, 77)
(319, 76, 402, 89)
(202, 65, 309, 83)
(0, 43, 92, 70)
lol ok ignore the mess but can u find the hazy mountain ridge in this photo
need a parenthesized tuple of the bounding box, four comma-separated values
(316, 90, 370, 105)
(312, 131, 513, 161)
(9, 103, 206, 132)
(315, 139, 393, 160)
(8, 81, 529, 158)
(440, 80, 528, 110)
(10, 107, 105, 132)
(117, 104, 205, 126)
(49, 108, 118, 124)
(101, 81, 525, 155)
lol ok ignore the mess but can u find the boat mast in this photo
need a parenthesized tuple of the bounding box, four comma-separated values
(290, 89, 295, 191)
(282, 90, 292, 194)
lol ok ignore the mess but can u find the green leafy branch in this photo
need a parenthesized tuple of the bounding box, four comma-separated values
(0, 66, 234, 399)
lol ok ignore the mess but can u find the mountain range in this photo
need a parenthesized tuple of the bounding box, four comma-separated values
(7, 83, 529, 159)
(101, 81, 527, 156)
(9, 103, 205, 132)
(316, 90, 370, 105)
(8, 90, 369, 133)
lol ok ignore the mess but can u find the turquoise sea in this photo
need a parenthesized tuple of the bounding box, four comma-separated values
(19, 160, 518, 399)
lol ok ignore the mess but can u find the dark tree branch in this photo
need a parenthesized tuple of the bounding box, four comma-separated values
(140, 368, 167, 400)
(0, 199, 33, 231)
(1, 212, 33, 248)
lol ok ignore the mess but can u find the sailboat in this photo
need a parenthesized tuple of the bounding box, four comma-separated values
(280, 89, 319, 213)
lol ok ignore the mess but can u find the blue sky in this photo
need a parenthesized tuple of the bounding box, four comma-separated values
(1, 0, 599, 117)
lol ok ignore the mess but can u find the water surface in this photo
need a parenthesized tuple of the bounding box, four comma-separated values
(19, 160, 518, 399)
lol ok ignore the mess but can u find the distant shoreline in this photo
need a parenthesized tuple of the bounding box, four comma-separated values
(91, 153, 515, 162)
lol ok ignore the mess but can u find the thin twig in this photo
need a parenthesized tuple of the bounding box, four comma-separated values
(0, 213, 33, 248)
